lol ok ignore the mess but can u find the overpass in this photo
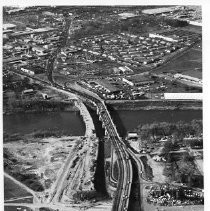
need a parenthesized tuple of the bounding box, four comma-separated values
(96, 101, 133, 211)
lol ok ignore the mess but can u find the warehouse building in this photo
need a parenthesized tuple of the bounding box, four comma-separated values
(118, 12, 138, 19)
(142, 6, 180, 15)
(21, 66, 45, 75)
(174, 70, 202, 84)
(32, 46, 48, 56)
(164, 93, 202, 100)
(123, 74, 155, 87)
(149, 33, 179, 42)
(3, 23, 16, 31)
(89, 80, 121, 94)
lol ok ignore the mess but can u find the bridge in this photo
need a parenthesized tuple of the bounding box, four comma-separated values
(58, 83, 147, 211)
(96, 101, 133, 211)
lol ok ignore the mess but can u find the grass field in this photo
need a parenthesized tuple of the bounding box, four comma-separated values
(4, 176, 33, 200)
(155, 47, 202, 74)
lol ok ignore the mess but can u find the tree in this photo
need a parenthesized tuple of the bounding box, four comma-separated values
(191, 119, 202, 136)
(162, 140, 174, 156)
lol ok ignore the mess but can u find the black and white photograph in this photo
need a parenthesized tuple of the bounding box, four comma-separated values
(2, 2, 207, 211)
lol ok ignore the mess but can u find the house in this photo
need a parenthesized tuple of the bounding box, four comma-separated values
(3, 23, 16, 31)
(32, 46, 48, 56)
(152, 155, 166, 162)
(127, 132, 138, 140)
(20, 65, 45, 75)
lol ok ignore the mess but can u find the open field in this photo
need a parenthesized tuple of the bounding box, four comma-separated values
(4, 136, 82, 191)
(154, 47, 202, 74)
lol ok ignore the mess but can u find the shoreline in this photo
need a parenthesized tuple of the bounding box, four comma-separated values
(3, 107, 79, 116)
(110, 106, 202, 111)
(106, 99, 202, 111)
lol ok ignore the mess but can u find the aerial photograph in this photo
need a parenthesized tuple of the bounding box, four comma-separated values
(3, 5, 203, 211)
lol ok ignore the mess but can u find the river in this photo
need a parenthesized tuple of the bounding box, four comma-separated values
(3, 109, 202, 139)
(109, 109, 202, 137)
(3, 111, 86, 137)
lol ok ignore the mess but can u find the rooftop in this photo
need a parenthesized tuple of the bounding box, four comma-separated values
(3, 23, 16, 30)
(126, 73, 153, 83)
(142, 6, 180, 15)
(118, 12, 138, 19)
(93, 79, 121, 93)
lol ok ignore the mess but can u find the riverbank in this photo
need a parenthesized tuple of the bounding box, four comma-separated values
(106, 99, 202, 110)
(3, 99, 79, 115)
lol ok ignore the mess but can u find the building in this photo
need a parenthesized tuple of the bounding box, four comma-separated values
(118, 12, 138, 19)
(127, 132, 138, 140)
(163, 93, 202, 100)
(123, 74, 155, 87)
(42, 11, 55, 16)
(32, 46, 48, 56)
(189, 20, 202, 27)
(149, 33, 179, 42)
(183, 137, 203, 148)
(3, 57, 23, 64)
(142, 6, 180, 15)
(22, 89, 36, 95)
(21, 66, 45, 75)
(90, 79, 121, 94)
(117, 66, 133, 74)
(3, 23, 16, 31)
(122, 78, 134, 86)
(3, 29, 14, 34)
(174, 70, 202, 84)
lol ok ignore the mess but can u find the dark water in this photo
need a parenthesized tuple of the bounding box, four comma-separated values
(109, 109, 202, 137)
(3, 109, 202, 138)
(3, 111, 86, 136)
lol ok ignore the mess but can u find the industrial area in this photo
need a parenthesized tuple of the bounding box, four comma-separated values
(3, 5, 203, 211)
